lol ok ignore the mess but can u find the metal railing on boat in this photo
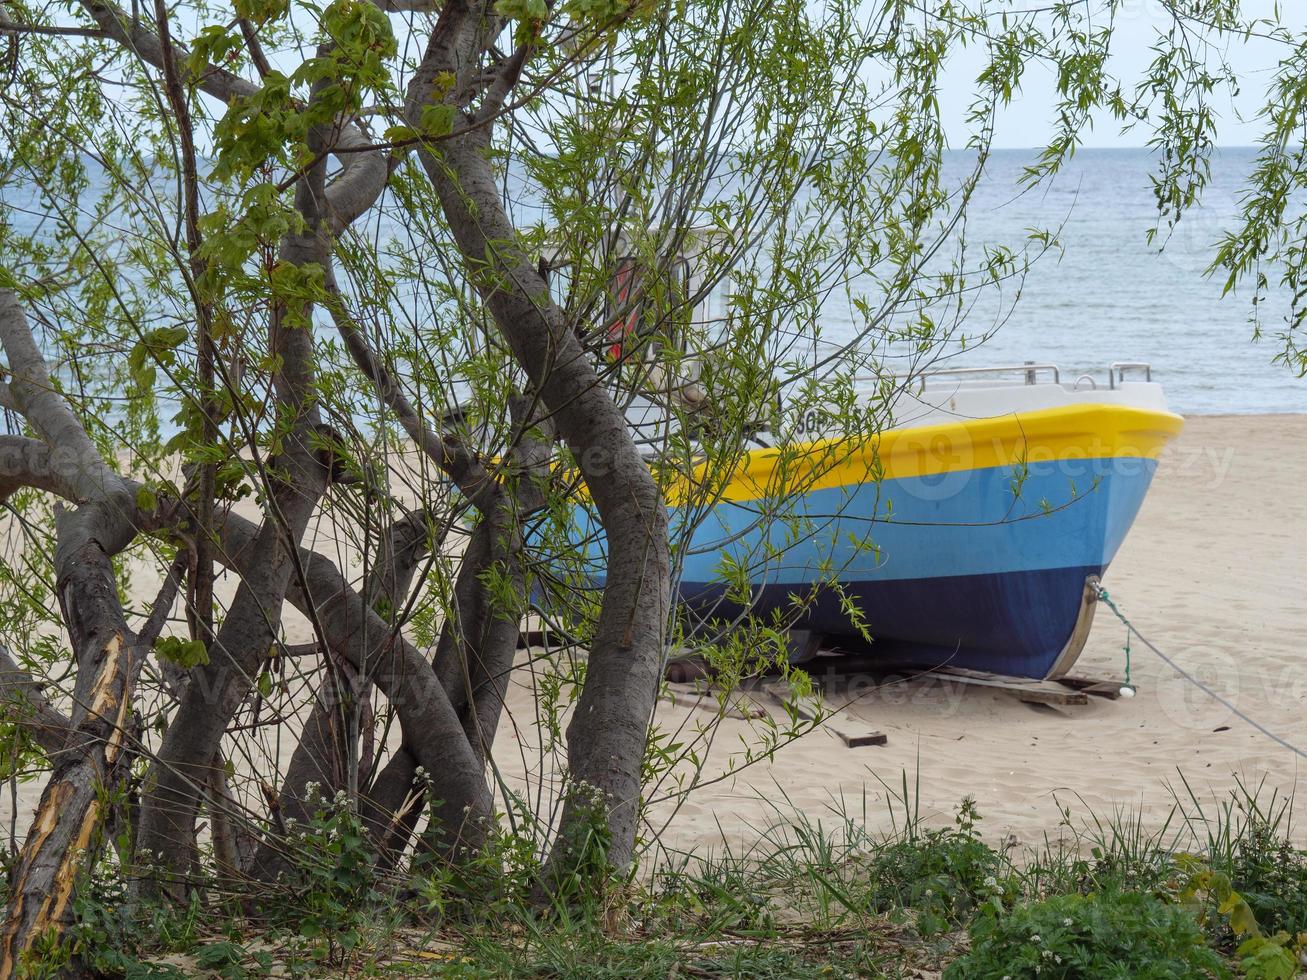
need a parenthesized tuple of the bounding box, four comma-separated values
(1108, 362, 1153, 388)
(854, 361, 1158, 390)
(853, 363, 1064, 387)
(919, 363, 1062, 384)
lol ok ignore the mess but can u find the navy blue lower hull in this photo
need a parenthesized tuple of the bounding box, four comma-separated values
(679, 564, 1102, 679)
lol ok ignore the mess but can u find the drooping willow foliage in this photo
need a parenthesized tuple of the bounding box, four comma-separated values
(0, 0, 1299, 968)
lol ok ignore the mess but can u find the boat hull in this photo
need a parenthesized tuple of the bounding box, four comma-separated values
(678, 566, 1105, 678)
(553, 403, 1184, 680)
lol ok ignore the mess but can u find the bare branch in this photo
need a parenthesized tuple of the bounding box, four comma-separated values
(323, 123, 390, 235)
(0, 644, 74, 756)
(0, 294, 134, 553)
(323, 286, 500, 513)
(474, 41, 531, 125)
(0, 16, 106, 39)
(140, 554, 186, 648)
(237, 18, 272, 79)
(78, 0, 260, 102)
(0, 436, 76, 501)
(370, 0, 443, 9)
(0, 294, 109, 489)
(154, 0, 220, 659)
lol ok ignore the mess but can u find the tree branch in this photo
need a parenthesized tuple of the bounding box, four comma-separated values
(0, 16, 106, 39)
(236, 18, 272, 79)
(253, 508, 437, 876)
(0, 436, 77, 501)
(78, 0, 259, 102)
(370, 0, 443, 9)
(473, 40, 531, 125)
(207, 508, 494, 865)
(323, 288, 500, 513)
(81, 0, 388, 236)
(0, 644, 74, 756)
(140, 554, 187, 649)
(0, 292, 123, 511)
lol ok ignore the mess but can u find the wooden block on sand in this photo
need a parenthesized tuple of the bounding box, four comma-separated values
(762, 682, 887, 748)
(929, 668, 1090, 706)
(664, 681, 767, 720)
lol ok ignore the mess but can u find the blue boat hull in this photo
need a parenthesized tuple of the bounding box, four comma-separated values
(563, 454, 1160, 679)
(672, 457, 1158, 678)
(678, 565, 1103, 678)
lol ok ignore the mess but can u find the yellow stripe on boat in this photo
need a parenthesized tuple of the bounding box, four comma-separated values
(659, 403, 1184, 506)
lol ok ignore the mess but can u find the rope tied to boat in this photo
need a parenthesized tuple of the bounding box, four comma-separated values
(1094, 586, 1131, 690)
(1093, 585, 1307, 763)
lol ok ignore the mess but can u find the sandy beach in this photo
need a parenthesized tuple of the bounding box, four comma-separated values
(625, 413, 1307, 857)
(3, 415, 1305, 863)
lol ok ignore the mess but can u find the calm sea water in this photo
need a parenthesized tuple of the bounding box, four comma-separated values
(905, 147, 1305, 415)
(4, 147, 1302, 415)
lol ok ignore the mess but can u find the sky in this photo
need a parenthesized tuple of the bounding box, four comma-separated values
(937, 1, 1307, 149)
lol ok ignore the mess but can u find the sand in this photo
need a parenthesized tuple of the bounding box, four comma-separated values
(627, 414, 1307, 857)
(3, 414, 1306, 862)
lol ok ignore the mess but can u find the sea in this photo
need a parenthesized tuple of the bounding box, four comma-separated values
(902, 147, 1305, 415)
(3, 146, 1303, 415)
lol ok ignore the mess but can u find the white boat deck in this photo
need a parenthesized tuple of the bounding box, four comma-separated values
(877, 363, 1174, 431)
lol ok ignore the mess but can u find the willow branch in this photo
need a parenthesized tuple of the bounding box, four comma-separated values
(323, 288, 500, 513)
(0, 645, 74, 756)
(0, 17, 106, 38)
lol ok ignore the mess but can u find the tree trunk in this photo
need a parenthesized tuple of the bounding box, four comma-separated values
(361, 394, 550, 867)
(409, 106, 670, 878)
(0, 513, 142, 977)
(204, 510, 496, 866)
(133, 439, 329, 894)
(0, 292, 149, 975)
(133, 101, 338, 890)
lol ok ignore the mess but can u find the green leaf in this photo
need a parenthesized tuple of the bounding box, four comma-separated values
(383, 125, 417, 145)
(1224, 895, 1262, 939)
(135, 485, 159, 515)
(494, 0, 548, 21)
(155, 636, 209, 669)
(145, 325, 189, 350)
(419, 104, 456, 137)
(234, 0, 288, 24)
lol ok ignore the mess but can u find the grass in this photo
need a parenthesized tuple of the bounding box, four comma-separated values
(38, 774, 1307, 978)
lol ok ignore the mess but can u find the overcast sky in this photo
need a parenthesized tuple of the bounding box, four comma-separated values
(937, 1, 1307, 148)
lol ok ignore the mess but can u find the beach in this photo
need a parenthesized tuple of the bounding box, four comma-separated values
(2, 415, 1304, 862)
(623, 413, 1307, 857)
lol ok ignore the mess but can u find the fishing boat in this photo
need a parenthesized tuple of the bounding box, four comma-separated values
(558, 362, 1183, 681)
(533, 234, 1182, 680)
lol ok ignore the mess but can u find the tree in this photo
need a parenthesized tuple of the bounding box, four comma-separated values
(0, 0, 1301, 971)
